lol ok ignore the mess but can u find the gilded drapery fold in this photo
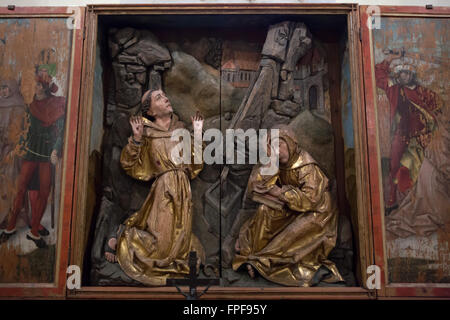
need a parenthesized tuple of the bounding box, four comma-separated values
(120, 137, 155, 182)
(117, 114, 205, 286)
(233, 148, 343, 287)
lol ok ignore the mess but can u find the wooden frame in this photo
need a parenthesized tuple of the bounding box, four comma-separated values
(70, 3, 374, 300)
(0, 6, 84, 298)
(360, 5, 450, 298)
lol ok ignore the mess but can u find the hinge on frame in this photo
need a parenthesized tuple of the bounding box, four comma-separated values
(359, 28, 362, 42)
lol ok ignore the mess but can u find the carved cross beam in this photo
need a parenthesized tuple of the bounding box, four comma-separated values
(166, 251, 220, 300)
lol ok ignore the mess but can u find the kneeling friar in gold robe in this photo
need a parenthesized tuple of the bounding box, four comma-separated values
(233, 127, 344, 287)
(117, 89, 205, 286)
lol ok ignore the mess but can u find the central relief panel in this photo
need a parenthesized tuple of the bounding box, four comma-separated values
(87, 16, 356, 288)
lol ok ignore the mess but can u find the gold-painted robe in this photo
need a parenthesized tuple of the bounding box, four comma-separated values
(117, 115, 205, 286)
(233, 149, 344, 287)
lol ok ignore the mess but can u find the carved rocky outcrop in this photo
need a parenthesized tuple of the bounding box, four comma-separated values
(162, 51, 240, 124)
(261, 21, 291, 62)
(261, 109, 291, 129)
(270, 99, 301, 117)
(281, 22, 312, 72)
(112, 63, 142, 107)
(109, 28, 172, 110)
(123, 30, 171, 66)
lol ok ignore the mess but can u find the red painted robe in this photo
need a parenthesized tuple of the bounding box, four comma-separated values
(375, 61, 441, 195)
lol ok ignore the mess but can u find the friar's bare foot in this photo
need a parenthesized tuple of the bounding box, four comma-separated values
(235, 239, 241, 254)
(247, 264, 256, 279)
(155, 258, 170, 268)
(105, 237, 117, 263)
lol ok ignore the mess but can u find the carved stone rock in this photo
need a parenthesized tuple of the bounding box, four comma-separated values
(281, 22, 312, 72)
(117, 54, 141, 65)
(111, 111, 132, 149)
(105, 103, 116, 126)
(135, 72, 146, 85)
(114, 27, 136, 46)
(261, 109, 291, 129)
(270, 99, 301, 117)
(277, 72, 295, 101)
(163, 51, 238, 123)
(235, 65, 274, 131)
(260, 58, 280, 99)
(261, 21, 291, 62)
(112, 63, 142, 107)
(148, 70, 162, 91)
(204, 38, 223, 69)
(164, 61, 172, 69)
(153, 65, 165, 71)
(124, 30, 171, 67)
(126, 64, 147, 73)
(109, 40, 120, 59)
(125, 73, 135, 83)
(122, 34, 140, 50)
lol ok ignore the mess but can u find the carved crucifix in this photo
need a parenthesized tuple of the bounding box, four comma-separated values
(166, 251, 220, 300)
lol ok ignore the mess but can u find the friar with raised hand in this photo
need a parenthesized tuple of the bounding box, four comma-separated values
(233, 126, 344, 287)
(112, 89, 205, 286)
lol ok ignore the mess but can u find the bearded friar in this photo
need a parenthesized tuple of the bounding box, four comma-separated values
(233, 126, 344, 287)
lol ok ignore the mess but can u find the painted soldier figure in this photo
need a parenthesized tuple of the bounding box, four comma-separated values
(375, 51, 441, 212)
(0, 65, 65, 248)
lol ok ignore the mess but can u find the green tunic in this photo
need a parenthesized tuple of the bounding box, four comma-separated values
(20, 95, 65, 162)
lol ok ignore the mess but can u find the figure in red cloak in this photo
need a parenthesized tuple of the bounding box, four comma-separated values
(0, 65, 65, 248)
(375, 50, 441, 213)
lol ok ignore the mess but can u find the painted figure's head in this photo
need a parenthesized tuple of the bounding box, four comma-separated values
(398, 70, 415, 86)
(393, 63, 416, 87)
(0, 79, 24, 108)
(35, 66, 55, 98)
(141, 89, 173, 120)
(35, 79, 50, 97)
(0, 84, 11, 99)
(36, 64, 56, 83)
